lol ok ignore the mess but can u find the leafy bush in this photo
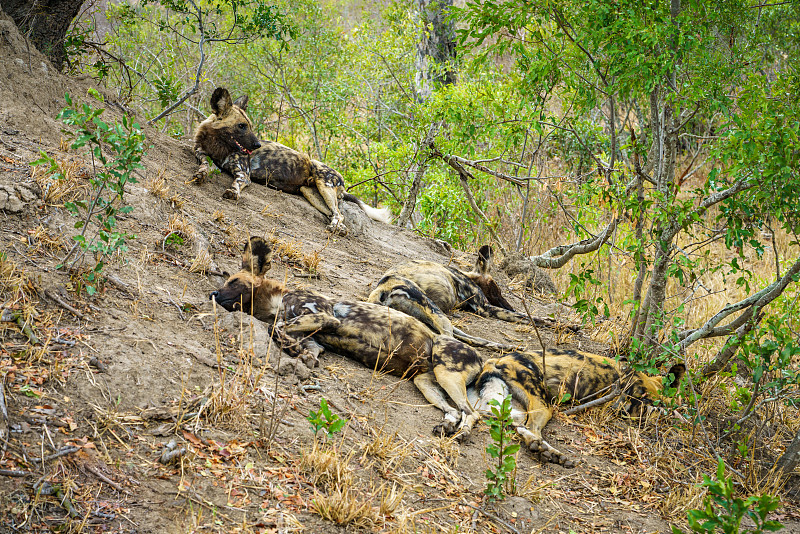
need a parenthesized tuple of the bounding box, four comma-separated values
(484, 395, 519, 501)
(308, 398, 347, 439)
(33, 90, 145, 295)
(672, 459, 783, 534)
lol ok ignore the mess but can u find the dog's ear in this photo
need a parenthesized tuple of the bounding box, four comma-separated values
(210, 87, 233, 118)
(242, 237, 272, 276)
(233, 94, 249, 111)
(475, 245, 494, 275)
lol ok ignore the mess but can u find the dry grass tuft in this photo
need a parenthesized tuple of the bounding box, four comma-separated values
(144, 173, 171, 201)
(167, 214, 196, 243)
(200, 310, 268, 428)
(26, 225, 67, 254)
(299, 441, 355, 489)
(361, 427, 413, 473)
(270, 235, 321, 274)
(189, 248, 212, 274)
(311, 484, 380, 528)
(32, 156, 88, 204)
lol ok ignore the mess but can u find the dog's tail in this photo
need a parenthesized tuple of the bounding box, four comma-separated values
(483, 306, 581, 333)
(342, 192, 392, 224)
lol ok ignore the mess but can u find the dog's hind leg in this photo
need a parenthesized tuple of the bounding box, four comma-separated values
(310, 163, 348, 235)
(413, 372, 466, 436)
(429, 336, 482, 439)
(299, 186, 334, 217)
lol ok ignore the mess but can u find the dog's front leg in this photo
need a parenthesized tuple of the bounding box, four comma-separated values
(221, 153, 252, 200)
(192, 145, 212, 184)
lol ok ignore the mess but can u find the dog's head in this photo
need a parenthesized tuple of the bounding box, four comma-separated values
(619, 363, 686, 417)
(468, 245, 516, 312)
(195, 87, 261, 160)
(210, 237, 282, 319)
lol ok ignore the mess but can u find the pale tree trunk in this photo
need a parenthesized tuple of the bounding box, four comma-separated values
(631, 0, 682, 349)
(414, 0, 457, 102)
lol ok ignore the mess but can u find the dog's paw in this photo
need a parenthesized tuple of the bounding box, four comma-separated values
(222, 188, 240, 200)
(528, 438, 575, 467)
(326, 219, 348, 236)
(192, 165, 209, 184)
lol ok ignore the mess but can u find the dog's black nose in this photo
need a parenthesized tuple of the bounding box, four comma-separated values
(253, 141, 261, 149)
(209, 291, 219, 301)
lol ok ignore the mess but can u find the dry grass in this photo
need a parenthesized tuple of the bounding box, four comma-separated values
(270, 234, 322, 274)
(299, 441, 355, 489)
(26, 225, 67, 254)
(360, 426, 413, 473)
(311, 484, 381, 528)
(145, 172, 171, 200)
(32, 155, 88, 204)
(199, 309, 270, 428)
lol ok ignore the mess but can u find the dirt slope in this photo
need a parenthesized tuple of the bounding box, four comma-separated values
(1, 11, 798, 534)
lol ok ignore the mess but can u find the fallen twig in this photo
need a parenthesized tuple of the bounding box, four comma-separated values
(45, 289, 85, 319)
(0, 376, 7, 452)
(0, 469, 32, 477)
(564, 384, 621, 415)
(461, 501, 521, 534)
(30, 445, 80, 463)
(1, 309, 40, 344)
(85, 463, 130, 494)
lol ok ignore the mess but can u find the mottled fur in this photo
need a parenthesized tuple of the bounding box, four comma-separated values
(210, 237, 483, 437)
(473, 350, 685, 467)
(368, 246, 561, 349)
(193, 87, 390, 234)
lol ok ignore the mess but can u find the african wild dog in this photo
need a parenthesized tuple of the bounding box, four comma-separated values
(367, 246, 567, 350)
(193, 87, 391, 234)
(209, 237, 483, 438)
(473, 350, 685, 467)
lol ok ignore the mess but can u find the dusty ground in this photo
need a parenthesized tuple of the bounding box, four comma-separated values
(1, 10, 799, 533)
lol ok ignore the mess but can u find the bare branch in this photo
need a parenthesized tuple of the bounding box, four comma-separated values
(526, 217, 618, 269)
(397, 122, 441, 227)
(429, 144, 527, 186)
(678, 255, 800, 351)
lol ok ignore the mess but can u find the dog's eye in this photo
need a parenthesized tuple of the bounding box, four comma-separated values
(238, 123, 247, 130)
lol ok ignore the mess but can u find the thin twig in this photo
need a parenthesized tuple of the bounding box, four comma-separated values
(85, 464, 130, 494)
(45, 289, 85, 319)
(564, 384, 621, 415)
(0, 469, 32, 477)
(30, 446, 80, 463)
(461, 501, 521, 534)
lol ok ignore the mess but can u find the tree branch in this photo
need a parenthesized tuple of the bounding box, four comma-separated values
(678, 255, 800, 352)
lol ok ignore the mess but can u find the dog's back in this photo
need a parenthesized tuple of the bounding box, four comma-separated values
(282, 292, 436, 377)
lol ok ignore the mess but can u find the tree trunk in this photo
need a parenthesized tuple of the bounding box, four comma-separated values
(1, 0, 85, 70)
(777, 429, 800, 474)
(414, 0, 457, 101)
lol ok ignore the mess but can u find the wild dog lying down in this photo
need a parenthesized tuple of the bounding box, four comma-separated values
(192, 87, 391, 234)
(209, 237, 483, 438)
(473, 350, 685, 467)
(368, 246, 567, 349)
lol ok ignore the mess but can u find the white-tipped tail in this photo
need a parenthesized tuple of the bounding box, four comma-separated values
(356, 199, 392, 224)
